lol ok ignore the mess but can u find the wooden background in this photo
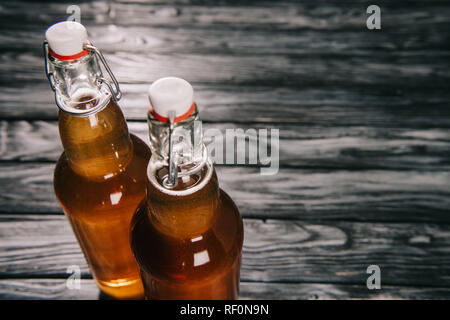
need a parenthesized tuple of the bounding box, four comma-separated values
(0, 0, 450, 299)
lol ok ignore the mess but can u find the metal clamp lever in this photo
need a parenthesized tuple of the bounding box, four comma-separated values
(42, 41, 56, 91)
(84, 43, 122, 101)
(162, 111, 178, 189)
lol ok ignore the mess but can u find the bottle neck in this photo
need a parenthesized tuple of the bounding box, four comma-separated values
(146, 163, 220, 238)
(146, 106, 219, 237)
(147, 105, 207, 190)
(49, 50, 112, 115)
(52, 53, 132, 180)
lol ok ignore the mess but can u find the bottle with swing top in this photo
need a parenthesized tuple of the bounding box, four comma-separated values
(130, 77, 244, 300)
(45, 21, 150, 299)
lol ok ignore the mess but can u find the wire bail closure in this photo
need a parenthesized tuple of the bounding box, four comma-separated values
(43, 41, 57, 91)
(84, 43, 122, 101)
(162, 111, 179, 189)
(160, 114, 208, 190)
(43, 41, 122, 101)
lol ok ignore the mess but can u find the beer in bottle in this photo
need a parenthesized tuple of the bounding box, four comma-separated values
(45, 21, 150, 299)
(130, 77, 244, 299)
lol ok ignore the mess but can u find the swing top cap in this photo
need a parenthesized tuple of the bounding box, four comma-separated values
(148, 77, 194, 120)
(45, 21, 88, 56)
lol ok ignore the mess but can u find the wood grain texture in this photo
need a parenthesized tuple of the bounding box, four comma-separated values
(1, 215, 450, 288)
(0, 163, 449, 222)
(2, 279, 450, 300)
(2, 84, 450, 128)
(1, 120, 450, 171)
(0, 121, 448, 224)
(0, 1, 449, 125)
(0, 0, 450, 299)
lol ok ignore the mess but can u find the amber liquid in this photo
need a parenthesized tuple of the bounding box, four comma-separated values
(130, 169, 244, 300)
(54, 98, 151, 299)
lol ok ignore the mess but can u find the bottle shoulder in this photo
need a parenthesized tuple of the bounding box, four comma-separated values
(55, 133, 149, 177)
(54, 134, 151, 210)
(130, 188, 243, 282)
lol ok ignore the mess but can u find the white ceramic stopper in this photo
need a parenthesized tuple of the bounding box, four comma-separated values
(148, 77, 194, 119)
(45, 21, 88, 56)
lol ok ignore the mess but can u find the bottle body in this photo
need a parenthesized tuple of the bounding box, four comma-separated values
(130, 76, 244, 299)
(44, 21, 151, 298)
(130, 166, 244, 300)
(54, 99, 151, 298)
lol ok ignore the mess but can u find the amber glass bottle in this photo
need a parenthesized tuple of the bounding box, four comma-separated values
(130, 77, 244, 299)
(45, 21, 150, 298)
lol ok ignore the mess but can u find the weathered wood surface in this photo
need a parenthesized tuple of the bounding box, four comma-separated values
(2, 84, 450, 128)
(0, 0, 449, 299)
(1, 163, 449, 222)
(0, 1, 449, 124)
(2, 279, 450, 300)
(0, 121, 449, 222)
(1, 215, 450, 289)
(1, 121, 450, 171)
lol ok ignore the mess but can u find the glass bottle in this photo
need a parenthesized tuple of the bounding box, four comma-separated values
(130, 77, 244, 299)
(44, 21, 150, 299)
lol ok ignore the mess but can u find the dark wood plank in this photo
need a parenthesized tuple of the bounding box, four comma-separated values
(1, 120, 450, 171)
(1, 214, 450, 288)
(239, 282, 450, 300)
(0, 163, 449, 222)
(2, 278, 450, 300)
(2, 85, 450, 128)
(4, 48, 448, 89)
(0, 1, 449, 124)
(0, 279, 100, 300)
(2, 1, 450, 36)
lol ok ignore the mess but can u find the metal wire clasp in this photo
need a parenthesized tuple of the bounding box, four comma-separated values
(84, 43, 122, 101)
(163, 111, 179, 189)
(43, 41, 56, 91)
(160, 114, 208, 190)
